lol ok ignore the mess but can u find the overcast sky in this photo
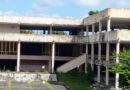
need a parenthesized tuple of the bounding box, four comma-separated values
(0, 0, 130, 18)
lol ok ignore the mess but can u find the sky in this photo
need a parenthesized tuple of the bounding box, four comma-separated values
(0, 0, 130, 18)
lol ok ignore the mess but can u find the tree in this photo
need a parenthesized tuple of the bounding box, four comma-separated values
(88, 10, 99, 16)
(109, 50, 130, 89)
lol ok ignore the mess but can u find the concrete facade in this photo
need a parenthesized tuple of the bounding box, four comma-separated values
(0, 8, 130, 89)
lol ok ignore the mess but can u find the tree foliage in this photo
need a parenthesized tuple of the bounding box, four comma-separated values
(109, 50, 130, 89)
(88, 10, 99, 16)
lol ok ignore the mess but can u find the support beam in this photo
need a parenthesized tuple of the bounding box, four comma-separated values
(106, 42, 110, 85)
(16, 42, 21, 72)
(91, 43, 94, 71)
(86, 25, 89, 36)
(97, 21, 102, 82)
(107, 18, 111, 32)
(99, 21, 102, 33)
(92, 24, 95, 34)
(85, 25, 89, 73)
(97, 43, 101, 83)
(51, 42, 55, 73)
(48, 44, 52, 72)
(49, 25, 53, 34)
(85, 44, 88, 73)
(115, 41, 120, 89)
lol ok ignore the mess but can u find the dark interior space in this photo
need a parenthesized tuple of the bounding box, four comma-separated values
(56, 44, 73, 56)
(21, 43, 48, 55)
(0, 60, 16, 71)
(54, 61, 68, 70)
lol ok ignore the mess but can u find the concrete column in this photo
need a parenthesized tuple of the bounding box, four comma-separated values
(85, 44, 88, 73)
(99, 21, 102, 33)
(49, 25, 53, 72)
(51, 42, 55, 73)
(85, 25, 89, 73)
(106, 42, 110, 85)
(86, 25, 89, 36)
(97, 21, 102, 82)
(92, 24, 95, 34)
(49, 25, 53, 34)
(48, 44, 52, 72)
(91, 24, 95, 71)
(115, 41, 120, 90)
(91, 43, 94, 71)
(107, 18, 111, 32)
(16, 42, 21, 72)
(97, 43, 101, 83)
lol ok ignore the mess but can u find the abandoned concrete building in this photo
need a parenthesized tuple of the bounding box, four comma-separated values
(0, 8, 130, 88)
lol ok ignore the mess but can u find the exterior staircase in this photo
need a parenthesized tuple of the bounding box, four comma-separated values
(57, 54, 86, 73)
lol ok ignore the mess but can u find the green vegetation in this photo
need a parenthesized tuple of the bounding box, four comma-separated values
(7, 79, 13, 90)
(20, 30, 32, 34)
(57, 69, 92, 90)
(109, 50, 130, 89)
(88, 10, 99, 16)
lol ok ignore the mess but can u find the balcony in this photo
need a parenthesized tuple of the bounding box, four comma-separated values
(0, 30, 129, 44)
(0, 33, 87, 44)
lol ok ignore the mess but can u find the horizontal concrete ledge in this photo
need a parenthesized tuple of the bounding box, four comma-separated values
(0, 55, 75, 61)
(0, 72, 57, 82)
(0, 30, 129, 44)
(0, 33, 87, 44)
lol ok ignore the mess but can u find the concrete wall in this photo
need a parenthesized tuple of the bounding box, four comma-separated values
(0, 33, 88, 43)
(0, 24, 20, 33)
(109, 8, 130, 18)
(0, 30, 119, 43)
(20, 60, 49, 71)
(83, 8, 109, 25)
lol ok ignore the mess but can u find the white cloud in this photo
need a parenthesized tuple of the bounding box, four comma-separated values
(35, 0, 63, 7)
(0, 11, 19, 15)
(116, 0, 127, 6)
(73, 0, 100, 7)
(27, 0, 63, 17)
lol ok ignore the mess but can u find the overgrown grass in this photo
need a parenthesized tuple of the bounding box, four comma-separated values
(57, 70, 91, 90)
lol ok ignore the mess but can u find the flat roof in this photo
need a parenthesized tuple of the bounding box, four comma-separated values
(0, 16, 83, 26)
(0, 8, 130, 26)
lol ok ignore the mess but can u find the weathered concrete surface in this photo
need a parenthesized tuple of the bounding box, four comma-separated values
(0, 16, 82, 26)
(0, 81, 67, 90)
(0, 73, 57, 82)
(0, 30, 118, 43)
(0, 33, 88, 43)
(83, 8, 130, 25)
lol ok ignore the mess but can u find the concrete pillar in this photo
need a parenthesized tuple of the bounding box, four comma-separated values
(85, 44, 88, 73)
(16, 42, 21, 72)
(86, 25, 89, 36)
(106, 42, 110, 85)
(115, 41, 120, 90)
(85, 25, 89, 73)
(107, 18, 111, 32)
(48, 44, 52, 72)
(97, 43, 101, 83)
(92, 24, 95, 34)
(91, 43, 94, 71)
(49, 25, 53, 34)
(49, 25, 53, 72)
(91, 24, 95, 71)
(99, 21, 102, 33)
(51, 42, 55, 73)
(97, 21, 102, 82)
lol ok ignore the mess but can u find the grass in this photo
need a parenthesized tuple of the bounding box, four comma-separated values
(57, 70, 91, 90)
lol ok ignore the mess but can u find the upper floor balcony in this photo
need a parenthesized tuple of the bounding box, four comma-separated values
(88, 30, 130, 43)
(0, 29, 129, 43)
(0, 33, 87, 44)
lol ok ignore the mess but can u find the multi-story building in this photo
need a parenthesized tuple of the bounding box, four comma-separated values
(0, 8, 130, 89)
